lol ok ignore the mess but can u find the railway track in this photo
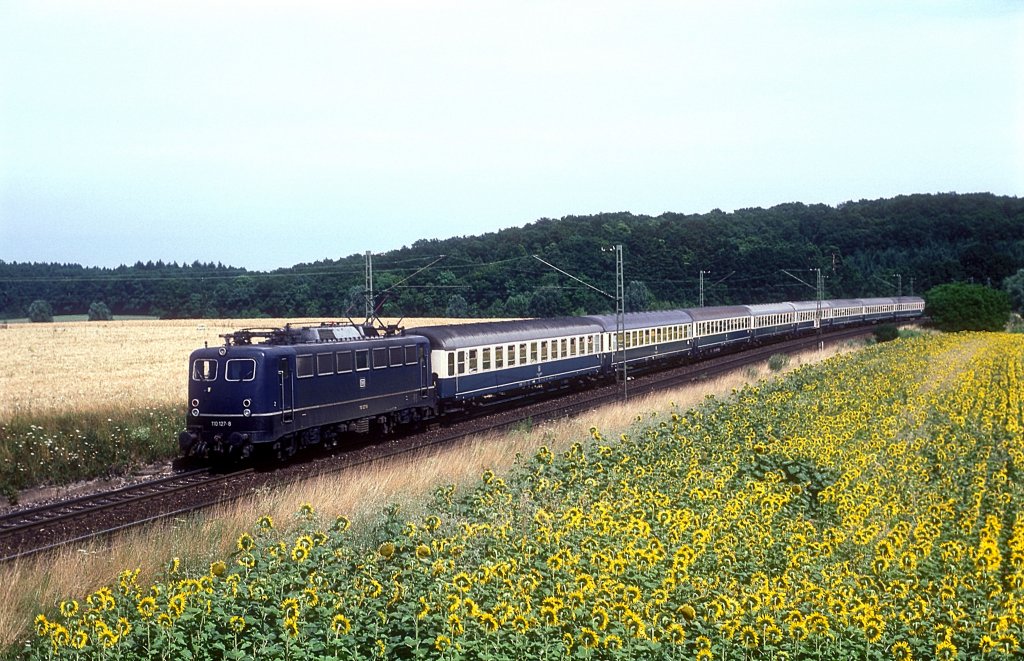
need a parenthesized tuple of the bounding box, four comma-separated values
(0, 324, 880, 563)
(0, 468, 255, 562)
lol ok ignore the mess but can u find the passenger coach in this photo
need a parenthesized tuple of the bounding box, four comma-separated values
(583, 310, 694, 372)
(409, 318, 605, 407)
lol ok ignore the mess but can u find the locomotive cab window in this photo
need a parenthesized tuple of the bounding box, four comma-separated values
(226, 358, 256, 382)
(405, 346, 418, 365)
(390, 346, 404, 367)
(192, 359, 218, 382)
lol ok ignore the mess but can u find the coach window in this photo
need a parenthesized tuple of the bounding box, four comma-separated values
(355, 350, 369, 371)
(316, 353, 334, 376)
(506, 344, 515, 367)
(405, 345, 418, 365)
(570, 338, 577, 356)
(296, 355, 314, 379)
(337, 351, 353, 373)
(560, 338, 567, 357)
(192, 359, 218, 382)
(448, 353, 455, 377)
(540, 341, 548, 361)
(469, 349, 478, 373)
(390, 346, 404, 367)
(495, 346, 504, 369)
(530, 342, 538, 363)
(483, 348, 491, 371)
(457, 350, 466, 375)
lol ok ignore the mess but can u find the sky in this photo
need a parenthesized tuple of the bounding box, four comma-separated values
(1, 1, 1022, 272)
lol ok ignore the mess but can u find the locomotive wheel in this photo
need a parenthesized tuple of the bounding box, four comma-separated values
(276, 435, 298, 463)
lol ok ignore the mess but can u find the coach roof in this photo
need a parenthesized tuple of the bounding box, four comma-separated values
(685, 305, 752, 322)
(583, 310, 694, 332)
(409, 317, 605, 350)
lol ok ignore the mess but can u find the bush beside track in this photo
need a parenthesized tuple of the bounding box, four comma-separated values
(18, 332, 1024, 660)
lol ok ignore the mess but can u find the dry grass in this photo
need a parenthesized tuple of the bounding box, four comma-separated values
(0, 341, 856, 648)
(0, 317, 482, 421)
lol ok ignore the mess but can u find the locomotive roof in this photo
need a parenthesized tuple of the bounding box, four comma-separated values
(409, 317, 604, 350)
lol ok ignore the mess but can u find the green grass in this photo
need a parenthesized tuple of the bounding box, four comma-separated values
(0, 407, 183, 503)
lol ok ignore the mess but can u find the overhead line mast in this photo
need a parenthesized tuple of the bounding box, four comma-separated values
(532, 245, 628, 402)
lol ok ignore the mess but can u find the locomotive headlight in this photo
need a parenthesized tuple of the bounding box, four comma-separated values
(191, 408, 200, 417)
(243, 409, 251, 417)
(243, 398, 251, 408)
(191, 398, 199, 407)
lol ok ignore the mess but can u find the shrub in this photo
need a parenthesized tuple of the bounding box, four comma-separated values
(872, 323, 899, 343)
(27, 299, 53, 323)
(87, 301, 113, 321)
(924, 282, 1011, 332)
(767, 353, 790, 371)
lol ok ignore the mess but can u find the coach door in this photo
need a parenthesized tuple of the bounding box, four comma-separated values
(279, 357, 294, 424)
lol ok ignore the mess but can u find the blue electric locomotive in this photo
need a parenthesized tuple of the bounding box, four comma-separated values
(179, 324, 435, 460)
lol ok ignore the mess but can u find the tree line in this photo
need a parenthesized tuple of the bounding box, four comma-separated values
(3, 192, 1023, 321)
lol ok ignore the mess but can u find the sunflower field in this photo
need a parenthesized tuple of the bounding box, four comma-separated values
(20, 332, 1024, 660)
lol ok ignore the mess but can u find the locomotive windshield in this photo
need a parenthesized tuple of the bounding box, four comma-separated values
(226, 359, 256, 381)
(192, 359, 218, 381)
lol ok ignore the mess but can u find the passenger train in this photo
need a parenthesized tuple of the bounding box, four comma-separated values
(178, 296, 924, 460)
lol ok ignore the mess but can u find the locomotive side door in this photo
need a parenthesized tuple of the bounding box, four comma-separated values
(279, 357, 294, 424)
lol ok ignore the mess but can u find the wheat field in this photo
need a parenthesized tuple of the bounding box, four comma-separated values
(0, 317, 475, 421)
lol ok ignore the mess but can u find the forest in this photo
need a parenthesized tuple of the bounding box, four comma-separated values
(2, 192, 1022, 320)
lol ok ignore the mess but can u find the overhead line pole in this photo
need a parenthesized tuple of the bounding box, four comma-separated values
(612, 246, 626, 402)
(781, 268, 824, 350)
(533, 246, 627, 402)
(365, 251, 373, 321)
